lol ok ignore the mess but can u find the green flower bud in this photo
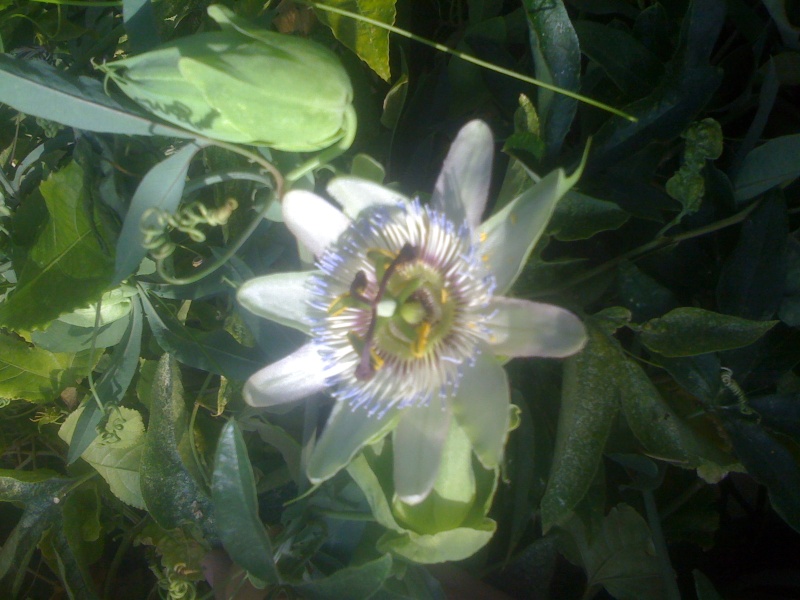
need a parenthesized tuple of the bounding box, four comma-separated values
(98, 5, 355, 152)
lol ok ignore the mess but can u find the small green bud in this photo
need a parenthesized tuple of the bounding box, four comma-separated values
(98, 5, 356, 152)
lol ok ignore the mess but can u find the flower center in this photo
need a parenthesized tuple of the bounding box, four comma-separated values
(309, 200, 494, 415)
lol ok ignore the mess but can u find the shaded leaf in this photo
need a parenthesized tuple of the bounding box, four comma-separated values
(113, 141, 207, 285)
(722, 415, 800, 532)
(540, 321, 620, 532)
(211, 420, 277, 583)
(548, 191, 629, 241)
(140, 355, 216, 540)
(733, 134, 800, 201)
(566, 504, 667, 600)
(523, 0, 580, 155)
(0, 161, 114, 330)
(748, 393, 800, 442)
(140, 288, 261, 380)
(574, 20, 663, 96)
(639, 308, 777, 357)
(716, 191, 788, 320)
(298, 554, 393, 600)
(0, 471, 76, 597)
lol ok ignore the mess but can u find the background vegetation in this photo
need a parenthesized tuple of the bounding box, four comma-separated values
(0, 0, 799, 598)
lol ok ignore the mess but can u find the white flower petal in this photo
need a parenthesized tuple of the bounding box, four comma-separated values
(327, 177, 409, 219)
(477, 164, 582, 294)
(486, 297, 587, 358)
(450, 343, 510, 469)
(282, 190, 351, 257)
(306, 402, 401, 484)
(237, 271, 317, 334)
(243, 343, 327, 407)
(392, 402, 452, 505)
(431, 120, 494, 230)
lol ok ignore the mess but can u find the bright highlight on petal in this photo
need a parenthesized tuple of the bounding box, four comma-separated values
(243, 343, 328, 407)
(237, 271, 318, 334)
(327, 177, 410, 219)
(392, 401, 452, 505)
(282, 189, 351, 257)
(486, 297, 587, 358)
(431, 120, 493, 230)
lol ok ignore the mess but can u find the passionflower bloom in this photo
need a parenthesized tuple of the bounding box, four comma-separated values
(238, 121, 587, 505)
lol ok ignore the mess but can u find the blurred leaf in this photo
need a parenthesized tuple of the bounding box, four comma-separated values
(113, 141, 207, 285)
(0, 161, 114, 330)
(693, 570, 724, 600)
(298, 553, 393, 599)
(0, 55, 195, 138)
(716, 191, 788, 320)
(566, 504, 667, 600)
(540, 320, 620, 532)
(733, 134, 800, 201)
(140, 355, 216, 540)
(779, 237, 800, 326)
(665, 118, 723, 215)
(59, 406, 146, 509)
(639, 308, 777, 357)
(0, 471, 76, 598)
(548, 191, 629, 241)
(0, 332, 99, 403)
(211, 420, 277, 583)
(523, 0, 580, 155)
(139, 288, 261, 380)
(30, 316, 129, 352)
(123, 0, 159, 54)
(574, 20, 663, 96)
(748, 393, 800, 441)
(722, 414, 800, 532)
(315, 0, 396, 81)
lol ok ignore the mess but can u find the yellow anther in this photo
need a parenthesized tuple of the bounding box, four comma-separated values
(479, 231, 487, 242)
(412, 321, 432, 357)
(510, 213, 518, 225)
(440, 288, 448, 304)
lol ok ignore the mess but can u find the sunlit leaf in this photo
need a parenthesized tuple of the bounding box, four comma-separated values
(0, 161, 114, 330)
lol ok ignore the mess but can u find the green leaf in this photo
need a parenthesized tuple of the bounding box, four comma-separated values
(113, 142, 207, 285)
(58, 406, 146, 509)
(548, 191, 630, 241)
(722, 415, 800, 532)
(617, 349, 732, 469)
(0, 471, 76, 597)
(523, 0, 580, 155)
(574, 20, 663, 96)
(297, 554, 393, 600)
(30, 317, 130, 353)
(315, 0, 396, 81)
(0, 161, 114, 330)
(377, 521, 496, 564)
(566, 504, 667, 600)
(540, 321, 620, 532)
(0, 55, 196, 139)
(140, 288, 261, 380)
(639, 308, 778, 357)
(716, 191, 788, 320)
(733, 134, 800, 201)
(0, 332, 99, 403)
(211, 420, 277, 583)
(140, 355, 216, 540)
(748, 393, 800, 440)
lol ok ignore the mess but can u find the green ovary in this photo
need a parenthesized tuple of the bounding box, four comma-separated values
(373, 262, 457, 361)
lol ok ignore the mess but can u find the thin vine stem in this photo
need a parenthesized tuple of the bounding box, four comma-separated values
(301, 0, 636, 122)
(535, 200, 763, 297)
